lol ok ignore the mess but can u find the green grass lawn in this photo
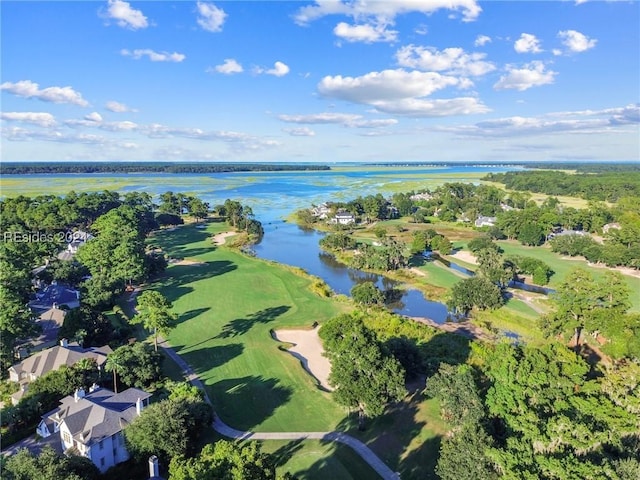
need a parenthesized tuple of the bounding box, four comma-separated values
(150, 222, 349, 432)
(261, 439, 382, 480)
(495, 240, 640, 312)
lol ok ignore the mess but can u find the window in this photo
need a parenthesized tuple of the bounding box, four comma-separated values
(62, 431, 71, 445)
(99, 439, 104, 450)
(100, 458, 105, 467)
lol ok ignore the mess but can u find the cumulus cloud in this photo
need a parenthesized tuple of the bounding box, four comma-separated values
(196, 1, 227, 32)
(474, 35, 491, 47)
(0, 80, 89, 106)
(514, 33, 543, 53)
(395, 45, 495, 76)
(106, 101, 136, 112)
(84, 112, 103, 123)
(283, 127, 316, 136)
(104, 0, 148, 30)
(317, 69, 489, 117)
(120, 49, 186, 62)
(558, 30, 597, 53)
(333, 22, 398, 43)
(294, 0, 482, 25)
(210, 58, 243, 74)
(255, 61, 290, 77)
(1, 112, 57, 127)
(494, 61, 556, 91)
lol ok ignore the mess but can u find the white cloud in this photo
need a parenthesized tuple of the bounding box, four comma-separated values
(514, 33, 543, 53)
(318, 69, 459, 103)
(121, 49, 186, 62)
(317, 69, 489, 117)
(494, 61, 556, 91)
(196, 1, 226, 32)
(415, 24, 428, 35)
(283, 127, 316, 136)
(105, 101, 136, 112)
(395, 45, 495, 76)
(558, 30, 597, 53)
(294, 0, 482, 25)
(474, 35, 491, 47)
(441, 104, 640, 138)
(0, 80, 89, 106)
(278, 112, 399, 128)
(333, 22, 398, 43)
(211, 58, 243, 75)
(255, 61, 290, 77)
(105, 0, 148, 30)
(1, 112, 56, 127)
(84, 112, 103, 123)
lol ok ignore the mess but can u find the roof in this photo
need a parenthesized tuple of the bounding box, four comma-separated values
(9, 343, 112, 379)
(30, 284, 80, 309)
(38, 307, 67, 326)
(43, 387, 151, 446)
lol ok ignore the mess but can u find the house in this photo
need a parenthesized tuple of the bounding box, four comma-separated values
(38, 385, 152, 473)
(410, 192, 433, 202)
(311, 202, 331, 219)
(9, 340, 112, 404)
(58, 230, 94, 261)
(475, 216, 497, 228)
(331, 212, 356, 225)
(500, 203, 516, 211)
(30, 283, 80, 310)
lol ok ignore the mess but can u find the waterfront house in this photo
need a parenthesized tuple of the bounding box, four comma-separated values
(475, 216, 497, 228)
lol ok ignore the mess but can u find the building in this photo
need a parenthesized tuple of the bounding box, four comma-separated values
(311, 202, 331, 219)
(475, 216, 497, 228)
(9, 340, 112, 404)
(331, 212, 356, 225)
(38, 386, 152, 473)
(58, 231, 94, 261)
(30, 283, 81, 310)
(602, 222, 622, 234)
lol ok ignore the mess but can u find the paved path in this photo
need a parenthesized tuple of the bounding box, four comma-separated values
(157, 336, 400, 480)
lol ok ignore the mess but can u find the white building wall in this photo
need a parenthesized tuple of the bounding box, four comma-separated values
(88, 432, 130, 473)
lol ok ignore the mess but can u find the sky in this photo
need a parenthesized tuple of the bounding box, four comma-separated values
(1, 0, 639, 163)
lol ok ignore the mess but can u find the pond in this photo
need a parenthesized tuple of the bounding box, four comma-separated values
(253, 220, 450, 323)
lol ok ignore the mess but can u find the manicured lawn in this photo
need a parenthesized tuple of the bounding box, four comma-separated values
(261, 439, 382, 480)
(151, 223, 349, 432)
(496, 240, 640, 312)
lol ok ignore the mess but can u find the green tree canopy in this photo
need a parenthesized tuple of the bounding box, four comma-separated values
(132, 290, 177, 351)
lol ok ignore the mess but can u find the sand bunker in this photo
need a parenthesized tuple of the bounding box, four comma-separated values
(212, 231, 236, 245)
(171, 259, 206, 266)
(273, 326, 332, 391)
(449, 250, 478, 265)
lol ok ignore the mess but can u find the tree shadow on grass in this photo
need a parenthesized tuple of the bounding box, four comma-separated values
(216, 305, 291, 339)
(270, 439, 305, 468)
(177, 307, 211, 325)
(157, 260, 237, 303)
(149, 227, 211, 257)
(177, 343, 245, 372)
(212, 376, 293, 431)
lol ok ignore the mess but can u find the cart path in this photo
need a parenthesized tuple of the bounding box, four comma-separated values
(157, 335, 400, 480)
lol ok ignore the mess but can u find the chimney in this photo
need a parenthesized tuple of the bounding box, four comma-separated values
(89, 383, 99, 393)
(74, 388, 85, 402)
(148, 455, 159, 478)
(136, 397, 143, 416)
(53, 302, 59, 310)
(60, 338, 68, 347)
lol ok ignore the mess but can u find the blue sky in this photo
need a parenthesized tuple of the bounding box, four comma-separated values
(1, 0, 638, 163)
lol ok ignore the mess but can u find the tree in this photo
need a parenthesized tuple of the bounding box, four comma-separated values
(447, 277, 504, 316)
(517, 222, 545, 246)
(132, 290, 177, 351)
(3, 446, 99, 480)
(435, 426, 498, 480)
(169, 440, 289, 480)
(319, 314, 406, 429)
(106, 343, 162, 391)
(187, 197, 209, 222)
(124, 398, 212, 463)
(350, 281, 384, 308)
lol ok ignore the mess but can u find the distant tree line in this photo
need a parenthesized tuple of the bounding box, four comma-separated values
(485, 170, 640, 202)
(0, 162, 330, 175)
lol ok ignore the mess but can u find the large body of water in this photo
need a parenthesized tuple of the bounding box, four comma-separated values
(5, 164, 523, 323)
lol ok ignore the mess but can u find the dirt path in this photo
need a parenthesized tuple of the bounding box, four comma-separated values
(211, 231, 236, 245)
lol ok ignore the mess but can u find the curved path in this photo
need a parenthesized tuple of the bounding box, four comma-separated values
(157, 336, 400, 480)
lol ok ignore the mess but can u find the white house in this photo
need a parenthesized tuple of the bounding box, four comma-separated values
(38, 386, 152, 473)
(331, 212, 356, 225)
(311, 202, 331, 219)
(602, 222, 622, 234)
(475, 216, 497, 228)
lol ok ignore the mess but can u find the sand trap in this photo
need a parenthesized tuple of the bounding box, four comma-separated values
(273, 326, 333, 391)
(171, 259, 206, 266)
(449, 250, 478, 265)
(212, 231, 236, 245)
